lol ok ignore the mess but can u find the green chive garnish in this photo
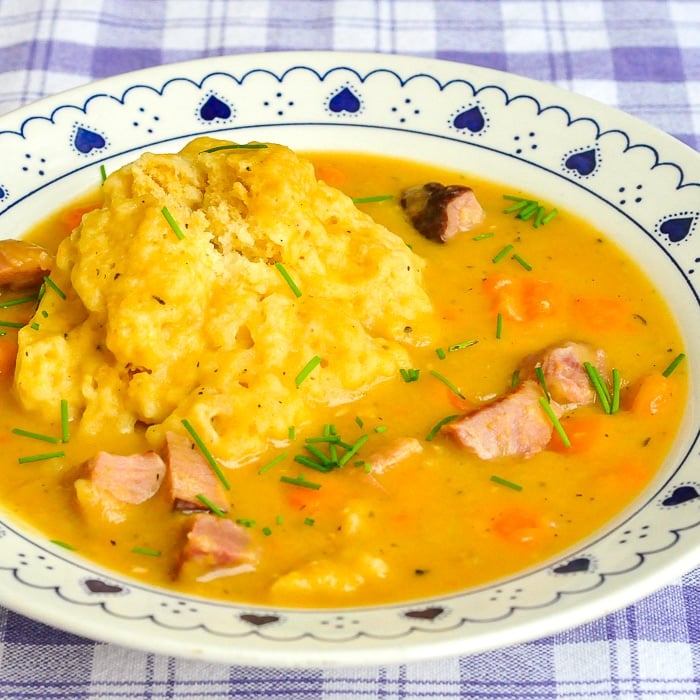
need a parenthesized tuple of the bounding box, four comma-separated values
(351, 195, 394, 204)
(0, 294, 38, 309)
(400, 368, 420, 382)
(538, 398, 570, 448)
(503, 199, 529, 214)
(201, 143, 268, 154)
(535, 366, 550, 402)
(511, 253, 532, 271)
(472, 232, 494, 241)
(262, 526, 273, 536)
(100, 164, 107, 183)
(60, 399, 69, 443)
(276, 514, 283, 525)
(533, 206, 546, 228)
(274, 261, 302, 298)
(0, 320, 25, 328)
(288, 426, 296, 440)
(490, 475, 523, 491)
(236, 518, 256, 528)
(662, 352, 686, 377)
(511, 369, 520, 389)
(11, 428, 60, 444)
(338, 434, 370, 467)
(50, 539, 75, 551)
(258, 452, 287, 476)
(30, 322, 40, 331)
(280, 474, 321, 490)
(374, 425, 388, 433)
(584, 362, 611, 414)
(426, 414, 460, 442)
(161, 206, 185, 240)
(542, 208, 558, 224)
(355, 416, 364, 429)
(435, 347, 446, 360)
(429, 369, 465, 399)
(18, 450, 65, 464)
(131, 546, 161, 557)
(448, 340, 478, 352)
(518, 201, 540, 220)
(492, 244, 514, 263)
(181, 418, 231, 490)
(496, 312, 503, 339)
(295, 355, 322, 387)
(294, 454, 328, 471)
(44, 276, 67, 300)
(196, 493, 226, 516)
(304, 517, 315, 526)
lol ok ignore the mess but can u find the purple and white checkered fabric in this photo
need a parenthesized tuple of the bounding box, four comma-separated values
(0, 1, 698, 698)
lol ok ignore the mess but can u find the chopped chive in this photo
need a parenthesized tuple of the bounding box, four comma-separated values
(44, 276, 67, 300)
(611, 368, 621, 414)
(304, 517, 315, 526)
(305, 435, 341, 444)
(583, 362, 611, 414)
(295, 355, 322, 387)
(201, 143, 268, 154)
(236, 518, 256, 528)
(0, 320, 24, 328)
(490, 475, 523, 491)
(195, 493, 226, 516)
(12, 428, 60, 444)
(274, 261, 302, 298)
(288, 426, 296, 440)
(662, 352, 686, 377)
(511, 369, 520, 389)
(18, 450, 65, 464)
(429, 369, 465, 399)
(60, 399, 69, 443)
(448, 339, 478, 352)
(0, 294, 39, 309)
(351, 195, 394, 204)
(275, 514, 283, 525)
(294, 454, 330, 471)
(426, 414, 460, 442)
(280, 474, 321, 490)
(472, 232, 495, 241)
(511, 253, 532, 271)
(41, 310, 48, 318)
(181, 418, 231, 490)
(374, 425, 388, 433)
(50, 539, 75, 550)
(355, 416, 364, 428)
(538, 397, 570, 448)
(496, 312, 503, 339)
(304, 443, 333, 465)
(161, 206, 185, 240)
(258, 452, 288, 475)
(262, 526, 273, 536)
(535, 366, 550, 402)
(503, 200, 529, 214)
(131, 546, 161, 557)
(338, 434, 370, 466)
(533, 206, 546, 228)
(400, 368, 420, 382)
(492, 244, 514, 263)
(435, 347, 446, 360)
(517, 201, 540, 220)
(30, 322, 40, 331)
(0, 330, 5, 336)
(541, 208, 558, 224)
(99, 164, 107, 183)
(502, 194, 525, 202)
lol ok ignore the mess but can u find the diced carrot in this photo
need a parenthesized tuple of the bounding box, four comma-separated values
(571, 296, 632, 333)
(62, 203, 100, 232)
(286, 484, 324, 513)
(483, 274, 560, 322)
(490, 507, 555, 546)
(549, 414, 609, 453)
(0, 338, 18, 380)
(627, 372, 674, 416)
(314, 165, 346, 188)
(446, 388, 472, 412)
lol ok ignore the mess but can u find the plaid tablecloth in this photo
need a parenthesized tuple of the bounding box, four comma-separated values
(0, 1, 698, 698)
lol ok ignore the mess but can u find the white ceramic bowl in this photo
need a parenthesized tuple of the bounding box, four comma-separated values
(0, 52, 697, 667)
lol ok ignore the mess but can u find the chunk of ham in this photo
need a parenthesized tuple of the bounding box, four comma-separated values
(400, 182, 485, 242)
(178, 513, 257, 583)
(0, 239, 53, 290)
(442, 380, 560, 460)
(364, 437, 423, 474)
(519, 341, 607, 408)
(164, 431, 228, 513)
(75, 450, 166, 523)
